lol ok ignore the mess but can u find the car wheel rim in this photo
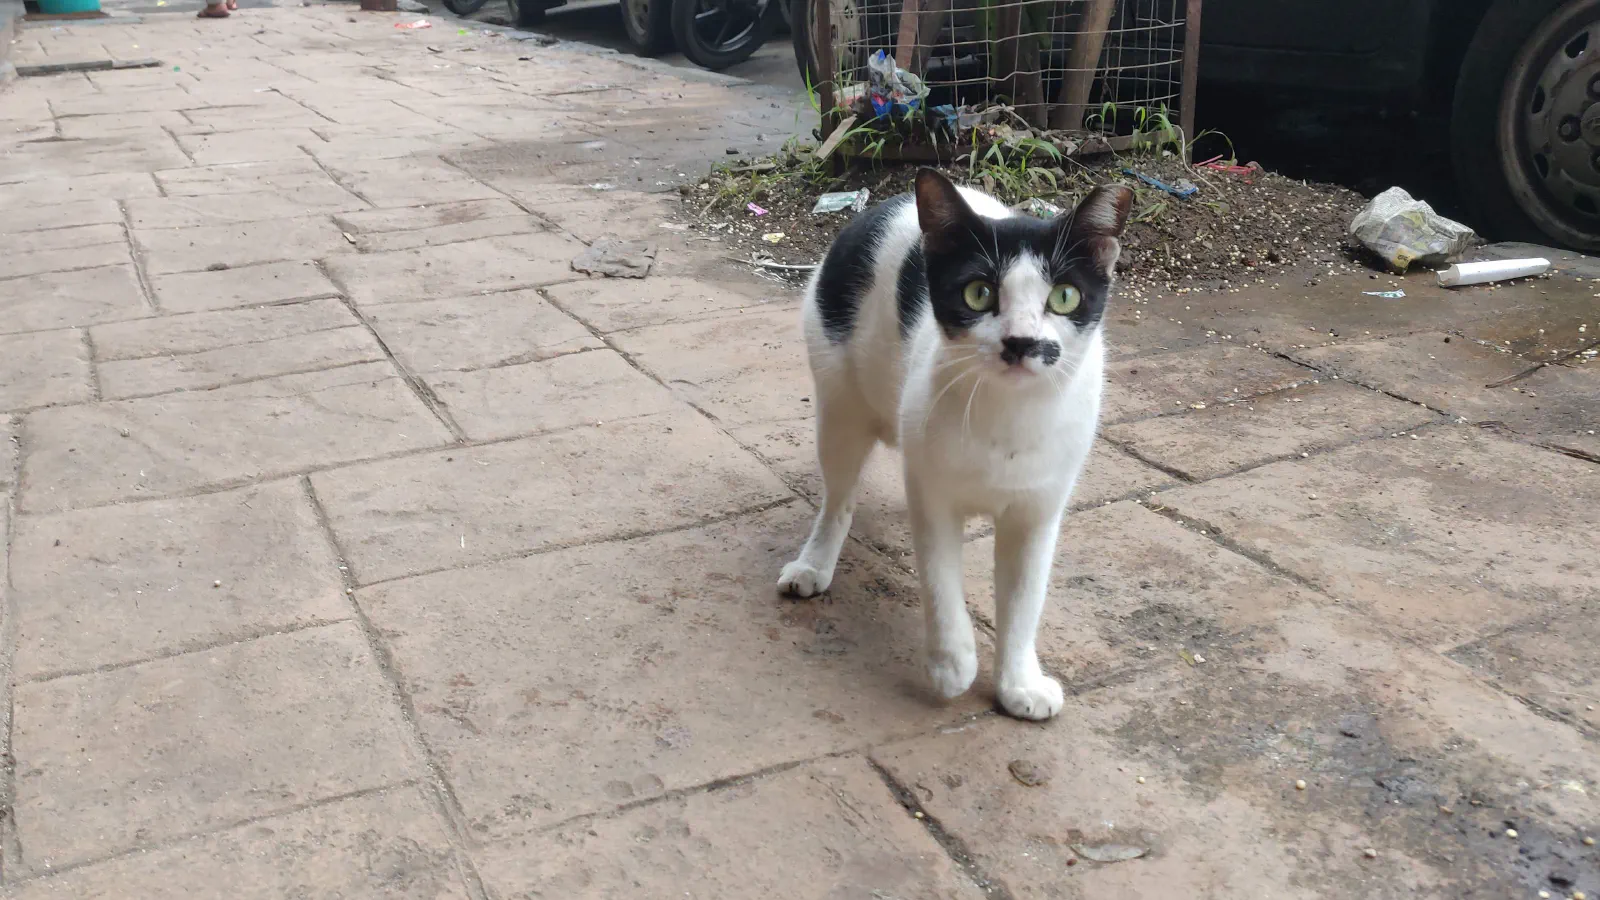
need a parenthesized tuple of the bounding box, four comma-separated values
(1503, 2, 1600, 246)
(625, 0, 650, 33)
(692, 0, 763, 52)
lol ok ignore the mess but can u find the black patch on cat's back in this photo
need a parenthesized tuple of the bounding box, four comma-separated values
(813, 195, 913, 342)
(895, 245, 928, 338)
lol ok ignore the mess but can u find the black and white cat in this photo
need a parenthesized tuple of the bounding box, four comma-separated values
(778, 168, 1133, 720)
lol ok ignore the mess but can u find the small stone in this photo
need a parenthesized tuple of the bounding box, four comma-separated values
(1363, 848, 1378, 859)
(1295, 780, 1307, 791)
(913, 810, 924, 819)
(1008, 759, 1050, 787)
(1575, 892, 1587, 900)
(1136, 776, 1146, 784)
(1192, 654, 1206, 664)
(212, 579, 222, 588)
(1505, 828, 1518, 839)
(1584, 836, 1596, 846)
(1539, 892, 1550, 899)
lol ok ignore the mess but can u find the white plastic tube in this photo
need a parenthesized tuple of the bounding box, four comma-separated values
(1436, 258, 1551, 287)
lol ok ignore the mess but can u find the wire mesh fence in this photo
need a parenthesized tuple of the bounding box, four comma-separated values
(802, 0, 1200, 157)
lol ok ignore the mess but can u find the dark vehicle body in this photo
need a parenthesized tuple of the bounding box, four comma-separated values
(1200, 0, 1600, 251)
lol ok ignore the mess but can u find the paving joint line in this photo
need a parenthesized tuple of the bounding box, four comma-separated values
(1, 483, 24, 880)
(0, 781, 421, 890)
(314, 259, 468, 443)
(299, 477, 491, 900)
(115, 199, 163, 315)
(16, 617, 355, 686)
(866, 757, 1017, 900)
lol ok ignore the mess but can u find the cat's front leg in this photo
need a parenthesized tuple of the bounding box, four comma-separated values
(908, 479, 977, 700)
(992, 501, 1065, 720)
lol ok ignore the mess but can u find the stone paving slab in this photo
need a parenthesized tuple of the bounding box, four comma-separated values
(326, 233, 587, 307)
(358, 504, 988, 841)
(322, 157, 504, 208)
(0, 199, 123, 234)
(1298, 331, 1600, 453)
(125, 187, 369, 229)
(1, 415, 18, 495)
(7, 223, 126, 255)
(333, 198, 528, 235)
(311, 408, 790, 584)
(351, 215, 547, 254)
(56, 110, 192, 140)
(473, 757, 984, 899)
(100, 326, 386, 399)
(12, 623, 426, 874)
(964, 500, 1317, 688)
(544, 273, 793, 334)
(153, 158, 347, 198)
(135, 215, 354, 275)
(612, 307, 811, 426)
(7, 787, 470, 900)
(1448, 613, 1600, 735)
(0, 330, 93, 413)
(91, 297, 358, 360)
(1101, 343, 1315, 424)
(1103, 379, 1442, 481)
(363, 289, 600, 374)
(872, 599, 1600, 898)
(0, 242, 132, 281)
(0, 165, 162, 207)
(1154, 427, 1600, 650)
(1, 133, 190, 181)
(150, 260, 342, 313)
(1, 265, 151, 335)
(10, 480, 348, 679)
(175, 128, 323, 166)
(426, 349, 676, 442)
(21, 362, 452, 513)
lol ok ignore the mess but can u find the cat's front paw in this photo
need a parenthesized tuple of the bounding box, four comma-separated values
(997, 672, 1064, 720)
(777, 560, 832, 598)
(926, 645, 978, 699)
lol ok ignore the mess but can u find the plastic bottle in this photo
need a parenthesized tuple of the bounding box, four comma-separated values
(1436, 258, 1551, 287)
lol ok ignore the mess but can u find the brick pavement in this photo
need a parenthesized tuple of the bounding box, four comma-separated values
(1, 7, 1598, 898)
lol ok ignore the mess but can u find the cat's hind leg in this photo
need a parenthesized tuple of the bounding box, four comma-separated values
(778, 390, 876, 598)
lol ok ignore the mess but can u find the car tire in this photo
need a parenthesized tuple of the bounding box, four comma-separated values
(1454, 0, 1600, 250)
(506, 0, 547, 27)
(622, 0, 674, 55)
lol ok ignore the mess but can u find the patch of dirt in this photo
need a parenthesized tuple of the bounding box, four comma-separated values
(684, 150, 1368, 293)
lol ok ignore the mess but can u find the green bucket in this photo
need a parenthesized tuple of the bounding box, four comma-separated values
(38, 0, 102, 13)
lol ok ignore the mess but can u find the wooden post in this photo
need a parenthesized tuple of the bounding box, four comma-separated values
(893, 0, 921, 70)
(907, 0, 949, 77)
(812, 0, 838, 134)
(1048, 0, 1116, 131)
(1179, 0, 1202, 160)
(993, 1, 1043, 127)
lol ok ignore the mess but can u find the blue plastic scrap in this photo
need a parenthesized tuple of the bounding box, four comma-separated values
(1122, 168, 1199, 199)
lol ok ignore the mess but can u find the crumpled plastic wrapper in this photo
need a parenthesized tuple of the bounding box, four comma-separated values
(1349, 186, 1477, 271)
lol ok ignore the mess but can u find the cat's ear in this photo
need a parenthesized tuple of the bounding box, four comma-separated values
(1064, 184, 1135, 279)
(915, 168, 976, 254)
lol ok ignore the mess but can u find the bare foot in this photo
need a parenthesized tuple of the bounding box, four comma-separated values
(197, 3, 229, 15)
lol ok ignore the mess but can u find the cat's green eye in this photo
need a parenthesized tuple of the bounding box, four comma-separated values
(963, 280, 996, 312)
(1046, 284, 1081, 315)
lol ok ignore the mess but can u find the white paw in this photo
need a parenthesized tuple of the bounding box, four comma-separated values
(998, 671, 1064, 721)
(926, 645, 979, 699)
(777, 560, 831, 598)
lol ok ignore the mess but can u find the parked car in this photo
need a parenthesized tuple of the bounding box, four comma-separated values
(1202, 0, 1600, 251)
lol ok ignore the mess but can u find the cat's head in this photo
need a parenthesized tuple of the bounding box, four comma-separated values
(915, 168, 1133, 378)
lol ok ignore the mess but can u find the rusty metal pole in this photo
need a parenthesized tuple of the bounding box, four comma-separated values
(1179, 0, 1202, 161)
